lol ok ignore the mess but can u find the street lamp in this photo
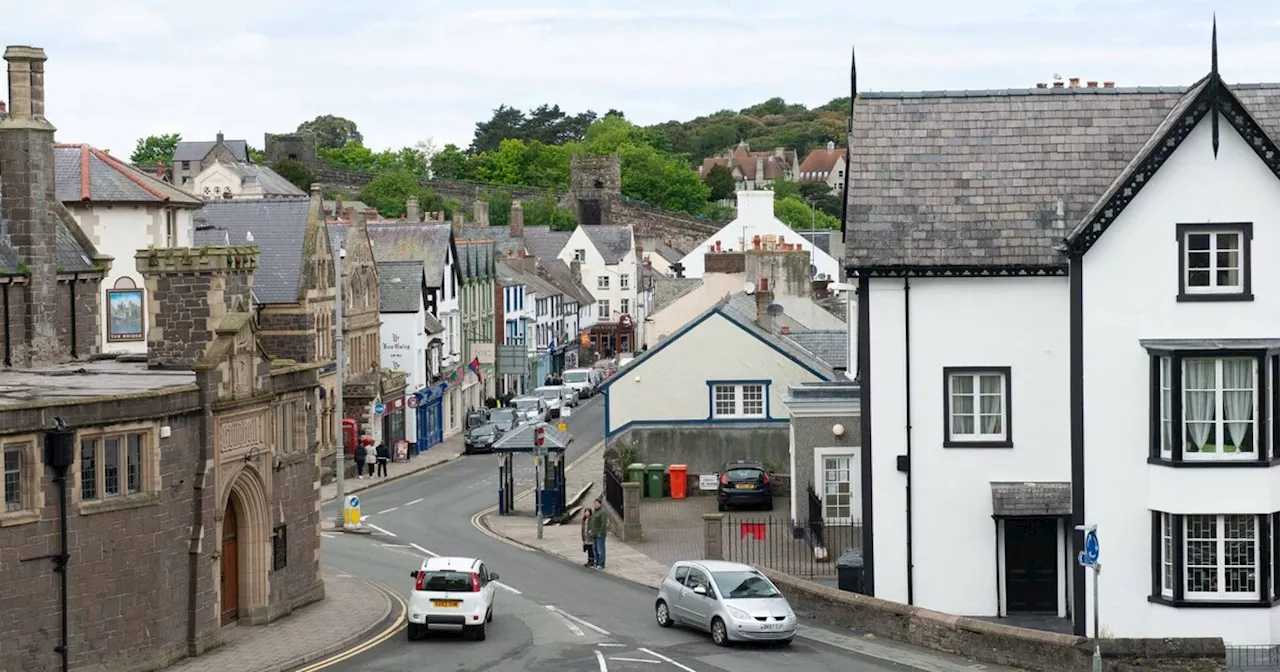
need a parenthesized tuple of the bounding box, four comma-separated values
(335, 247, 349, 529)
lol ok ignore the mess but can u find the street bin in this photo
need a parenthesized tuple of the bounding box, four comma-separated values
(669, 465, 688, 499)
(836, 548, 865, 595)
(627, 463, 646, 484)
(645, 464, 665, 498)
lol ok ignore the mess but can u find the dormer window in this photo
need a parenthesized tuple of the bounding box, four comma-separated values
(573, 249, 586, 262)
(1177, 223, 1253, 302)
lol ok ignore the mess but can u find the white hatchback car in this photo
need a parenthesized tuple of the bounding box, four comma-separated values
(407, 556, 499, 641)
(654, 560, 796, 646)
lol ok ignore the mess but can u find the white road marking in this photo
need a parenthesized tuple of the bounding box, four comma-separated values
(545, 605, 583, 636)
(637, 648, 697, 672)
(595, 650, 608, 671)
(321, 533, 336, 539)
(493, 581, 522, 594)
(408, 542, 439, 558)
(376, 507, 399, 514)
(379, 543, 411, 548)
(598, 643, 626, 647)
(405, 498, 424, 506)
(608, 657, 659, 664)
(365, 523, 397, 537)
(546, 605, 611, 636)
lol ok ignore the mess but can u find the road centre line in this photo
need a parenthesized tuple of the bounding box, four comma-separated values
(598, 643, 626, 647)
(365, 523, 397, 537)
(609, 657, 659, 664)
(637, 648, 698, 672)
(405, 498, 424, 506)
(408, 542, 439, 557)
(545, 605, 583, 636)
(376, 507, 399, 514)
(402, 540, 521, 593)
(595, 650, 608, 671)
(546, 605, 611, 636)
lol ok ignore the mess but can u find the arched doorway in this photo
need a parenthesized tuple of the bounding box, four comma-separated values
(221, 498, 240, 625)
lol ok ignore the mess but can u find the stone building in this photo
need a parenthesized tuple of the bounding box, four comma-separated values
(0, 45, 324, 672)
(170, 131, 250, 188)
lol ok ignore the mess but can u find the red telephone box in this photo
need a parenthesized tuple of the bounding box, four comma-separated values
(342, 418, 358, 455)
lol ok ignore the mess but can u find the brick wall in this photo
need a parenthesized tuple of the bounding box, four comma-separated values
(137, 247, 257, 368)
(704, 252, 745, 275)
(257, 309, 316, 362)
(54, 276, 102, 358)
(266, 374, 325, 616)
(761, 568, 1226, 672)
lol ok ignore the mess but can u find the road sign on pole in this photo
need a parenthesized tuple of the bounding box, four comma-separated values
(1076, 523, 1102, 672)
(373, 401, 386, 416)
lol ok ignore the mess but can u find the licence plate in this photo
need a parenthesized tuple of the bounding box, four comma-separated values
(431, 600, 461, 608)
(735, 484, 754, 490)
(760, 623, 782, 630)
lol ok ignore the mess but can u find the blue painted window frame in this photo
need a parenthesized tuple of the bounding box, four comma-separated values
(705, 380, 771, 421)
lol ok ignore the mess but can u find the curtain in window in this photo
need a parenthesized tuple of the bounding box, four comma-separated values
(1160, 358, 1172, 454)
(1222, 359, 1254, 452)
(950, 376, 974, 435)
(980, 375, 1002, 434)
(1184, 360, 1215, 452)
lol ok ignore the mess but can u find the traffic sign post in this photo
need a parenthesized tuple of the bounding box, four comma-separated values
(373, 401, 386, 416)
(535, 425, 546, 540)
(343, 495, 362, 529)
(1076, 524, 1102, 672)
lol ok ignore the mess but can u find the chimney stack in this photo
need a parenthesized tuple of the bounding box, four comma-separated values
(473, 200, 490, 227)
(1086, 80, 1098, 88)
(509, 199, 524, 238)
(754, 156, 765, 181)
(1103, 81, 1116, 88)
(155, 160, 166, 181)
(216, 131, 224, 143)
(406, 196, 421, 223)
(569, 259, 582, 283)
(334, 194, 344, 220)
(1, 45, 66, 365)
(1068, 77, 1080, 88)
(754, 278, 774, 333)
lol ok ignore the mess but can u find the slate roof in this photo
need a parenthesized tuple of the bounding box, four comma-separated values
(497, 259, 561, 298)
(361, 223, 452, 289)
(843, 83, 1280, 269)
(521, 226, 570, 262)
(457, 239, 495, 280)
(651, 278, 704, 313)
(424, 312, 445, 335)
(192, 197, 314, 304)
(54, 144, 202, 205)
(539, 260, 596, 306)
(455, 225, 524, 256)
(582, 226, 632, 264)
(785, 330, 849, 370)
(990, 482, 1072, 517)
(0, 209, 99, 275)
(377, 261, 424, 313)
(493, 422, 572, 450)
(219, 163, 306, 197)
(173, 138, 249, 163)
(723, 293, 846, 333)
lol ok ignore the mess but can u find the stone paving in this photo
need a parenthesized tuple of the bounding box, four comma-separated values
(320, 433, 464, 504)
(163, 570, 394, 672)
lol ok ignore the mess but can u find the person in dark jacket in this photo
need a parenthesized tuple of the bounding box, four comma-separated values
(588, 497, 610, 569)
(580, 506, 595, 567)
(375, 442, 390, 477)
(354, 442, 368, 480)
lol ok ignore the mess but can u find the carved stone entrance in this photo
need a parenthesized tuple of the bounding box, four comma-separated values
(218, 467, 273, 624)
(220, 500, 239, 625)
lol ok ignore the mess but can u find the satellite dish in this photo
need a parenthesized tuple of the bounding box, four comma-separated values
(766, 304, 784, 316)
(743, 282, 755, 295)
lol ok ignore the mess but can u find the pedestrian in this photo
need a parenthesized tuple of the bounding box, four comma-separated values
(580, 505, 595, 567)
(375, 442, 390, 477)
(588, 496, 610, 569)
(364, 441, 378, 478)
(354, 441, 368, 480)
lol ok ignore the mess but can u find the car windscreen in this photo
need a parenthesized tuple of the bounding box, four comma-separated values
(725, 468, 764, 481)
(470, 424, 497, 436)
(563, 371, 588, 383)
(490, 410, 516, 423)
(713, 571, 781, 599)
(419, 570, 472, 592)
(514, 399, 539, 410)
(535, 388, 561, 400)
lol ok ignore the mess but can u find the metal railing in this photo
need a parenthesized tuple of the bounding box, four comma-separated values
(603, 467, 625, 520)
(1228, 645, 1280, 670)
(806, 485, 826, 549)
(722, 517, 862, 580)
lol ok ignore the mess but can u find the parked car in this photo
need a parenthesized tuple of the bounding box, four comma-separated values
(592, 358, 618, 379)
(464, 423, 501, 454)
(617, 354, 635, 369)
(561, 367, 600, 397)
(510, 395, 549, 423)
(407, 556, 500, 641)
(654, 560, 795, 646)
(487, 408, 521, 432)
(533, 386, 566, 418)
(716, 460, 774, 511)
(465, 408, 489, 430)
(560, 385, 580, 407)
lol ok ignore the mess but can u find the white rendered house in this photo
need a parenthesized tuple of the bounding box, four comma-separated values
(378, 261, 431, 446)
(558, 225, 641, 355)
(193, 160, 306, 200)
(844, 49, 1280, 646)
(678, 190, 839, 281)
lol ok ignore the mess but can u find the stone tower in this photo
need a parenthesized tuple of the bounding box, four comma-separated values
(570, 154, 622, 226)
(136, 246, 258, 369)
(264, 132, 319, 170)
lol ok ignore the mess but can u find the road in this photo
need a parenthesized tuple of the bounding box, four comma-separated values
(317, 395, 946, 672)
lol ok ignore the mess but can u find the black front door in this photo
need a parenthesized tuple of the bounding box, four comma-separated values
(1005, 518, 1058, 613)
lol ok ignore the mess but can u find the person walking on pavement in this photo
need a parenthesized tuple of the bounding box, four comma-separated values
(580, 505, 595, 567)
(589, 496, 610, 569)
(364, 441, 378, 478)
(375, 442, 390, 477)
(354, 441, 368, 480)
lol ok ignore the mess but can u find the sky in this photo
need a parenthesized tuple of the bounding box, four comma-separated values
(3, 0, 1280, 159)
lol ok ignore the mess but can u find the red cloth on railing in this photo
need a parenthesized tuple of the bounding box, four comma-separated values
(740, 522, 766, 541)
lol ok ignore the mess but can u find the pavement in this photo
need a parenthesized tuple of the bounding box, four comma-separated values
(163, 570, 400, 672)
(319, 432, 465, 504)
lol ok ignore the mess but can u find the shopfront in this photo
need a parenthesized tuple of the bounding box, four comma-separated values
(414, 382, 448, 451)
(382, 397, 407, 453)
(588, 314, 635, 359)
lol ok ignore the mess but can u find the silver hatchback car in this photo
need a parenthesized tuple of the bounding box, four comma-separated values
(654, 560, 796, 646)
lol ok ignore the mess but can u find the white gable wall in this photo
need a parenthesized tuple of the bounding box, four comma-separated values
(866, 275, 1070, 614)
(1081, 115, 1280, 642)
(679, 191, 839, 281)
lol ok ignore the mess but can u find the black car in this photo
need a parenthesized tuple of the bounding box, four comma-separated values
(464, 423, 501, 454)
(716, 460, 774, 511)
(487, 408, 521, 432)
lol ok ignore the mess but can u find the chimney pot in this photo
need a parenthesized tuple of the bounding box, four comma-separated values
(405, 196, 421, 223)
(509, 199, 524, 238)
(759, 277, 769, 292)
(310, 182, 322, 196)
(1052, 81, 1065, 88)
(1068, 77, 1080, 87)
(1035, 83, 1047, 89)
(1086, 80, 1098, 88)
(1103, 81, 1115, 88)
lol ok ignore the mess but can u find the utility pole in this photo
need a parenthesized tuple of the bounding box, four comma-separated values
(334, 247, 347, 527)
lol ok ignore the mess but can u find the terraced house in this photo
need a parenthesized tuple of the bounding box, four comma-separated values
(457, 238, 496, 406)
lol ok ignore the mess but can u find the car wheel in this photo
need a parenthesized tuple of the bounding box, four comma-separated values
(655, 600, 673, 628)
(710, 617, 730, 646)
(467, 622, 487, 641)
(407, 624, 422, 641)
(486, 607, 493, 623)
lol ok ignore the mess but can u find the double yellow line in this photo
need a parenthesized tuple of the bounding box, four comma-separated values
(293, 583, 407, 671)
(469, 440, 605, 549)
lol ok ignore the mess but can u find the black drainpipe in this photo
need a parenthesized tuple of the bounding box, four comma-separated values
(3, 283, 11, 367)
(902, 277, 915, 604)
(68, 274, 78, 359)
(187, 381, 213, 654)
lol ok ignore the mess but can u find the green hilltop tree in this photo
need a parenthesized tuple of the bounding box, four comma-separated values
(130, 133, 181, 165)
(703, 164, 736, 201)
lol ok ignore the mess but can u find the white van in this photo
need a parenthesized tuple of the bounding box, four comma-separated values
(561, 368, 601, 397)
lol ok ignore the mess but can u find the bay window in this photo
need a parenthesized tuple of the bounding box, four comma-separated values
(1152, 511, 1277, 606)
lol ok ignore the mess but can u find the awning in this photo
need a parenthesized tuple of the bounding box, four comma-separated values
(990, 482, 1071, 518)
(1139, 338, 1280, 354)
(424, 312, 445, 335)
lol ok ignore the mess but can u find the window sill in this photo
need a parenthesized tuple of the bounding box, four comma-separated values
(1176, 292, 1254, 303)
(944, 439, 1014, 449)
(1147, 456, 1280, 468)
(78, 492, 159, 516)
(1149, 594, 1279, 609)
(0, 509, 41, 527)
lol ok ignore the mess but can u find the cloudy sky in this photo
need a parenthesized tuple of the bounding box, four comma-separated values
(4, 0, 1280, 158)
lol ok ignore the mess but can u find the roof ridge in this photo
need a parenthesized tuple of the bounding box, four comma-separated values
(88, 147, 174, 202)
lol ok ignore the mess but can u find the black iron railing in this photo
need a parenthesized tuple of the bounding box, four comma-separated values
(806, 485, 826, 549)
(1227, 645, 1280, 670)
(722, 517, 862, 580)
(603, 467, 625, 520)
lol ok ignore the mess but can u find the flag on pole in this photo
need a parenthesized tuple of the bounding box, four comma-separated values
(468, 357, 483, 384)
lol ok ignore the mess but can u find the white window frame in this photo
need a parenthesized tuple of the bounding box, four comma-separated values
(709, 383, 766, 419)
(597, 300, 610, 319)
(1162, 513, 1262, 602)
(1182, 229, 1244, 295)
(944, 369, 1009, 445)
(573, 249, 586, 262)
(620, 298, 630, 316)
(1169, 356, 1258, 462)
(597, 276, 610, 290)
(620, 274, 630, 290)
(812, 447, 858, 525)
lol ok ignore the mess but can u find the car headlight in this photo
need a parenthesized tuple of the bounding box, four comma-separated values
(727, 607, 751, 621)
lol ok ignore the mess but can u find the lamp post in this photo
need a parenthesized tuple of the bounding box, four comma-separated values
(334, 247, 347, 527)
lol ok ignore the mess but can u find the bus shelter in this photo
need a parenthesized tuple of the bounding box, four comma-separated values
(492, 422, 573, 517)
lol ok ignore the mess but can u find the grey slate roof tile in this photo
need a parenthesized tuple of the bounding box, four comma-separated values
(377, 261, 424, 313)
(651, 278, 703, 314)
(582, 226, 632, 264)
(521, 226, 571, 262)
(990, 482, 1072, 517)
(55, 144, 201, 205)
(192, 197, 313, 304)
(844, 82, 1280, 268)
(361, 223, 452, 289)
(424, 312, 445, 335)
(222, 163, 307, 197)
(785, 330, 849, 370)
(539, 260, 595, 306)
(455, 225, 524, 256)
(173, 139, 249, 163)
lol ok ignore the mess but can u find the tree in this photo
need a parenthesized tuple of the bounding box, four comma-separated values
(479, 189, 512, 227)
(297, 115, 362, 150)
(318, 142, 429, 177)
(358, 170, 444, 219)
(617, 143, 710, 216)
(471, 105, 528, 154)
(470, 104, 597, 153)
(245, 145, 265, 164)
(774, 194, 840, 230)
(522, 191, 578, 231)
(470, 139, 571, 189)
(703, 164, 736, 201)
(431, 143, 472, 180)
(130, 133, 181, 165)
(272, 159, 315, 192)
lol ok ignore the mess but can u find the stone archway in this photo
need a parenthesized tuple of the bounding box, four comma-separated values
(221, 466, 272, 625)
